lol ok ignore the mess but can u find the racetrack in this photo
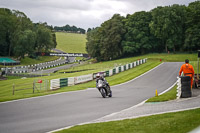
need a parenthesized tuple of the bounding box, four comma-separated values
(0, 62, 183, 133)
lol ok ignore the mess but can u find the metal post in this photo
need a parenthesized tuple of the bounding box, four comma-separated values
(13, 83, 15, 95)
(40, 81, 41, 91)
(197, 50, 200, 80)
(197, 57, 199, 80)
(33, 81, 35, 94)
(41, 69, 43, 77)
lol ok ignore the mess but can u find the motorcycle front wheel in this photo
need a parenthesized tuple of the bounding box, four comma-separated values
(100, 88, 106, 98)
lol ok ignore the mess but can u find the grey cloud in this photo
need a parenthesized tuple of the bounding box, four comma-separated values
(0, 0, 196, 29)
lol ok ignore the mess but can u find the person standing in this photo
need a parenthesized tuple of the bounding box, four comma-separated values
(179, 59, 195, 89)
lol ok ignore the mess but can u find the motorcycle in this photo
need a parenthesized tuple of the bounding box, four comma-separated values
(96, 79, 112, 98)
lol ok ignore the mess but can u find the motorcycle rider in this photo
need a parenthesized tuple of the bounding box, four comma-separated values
(96, 72, 110, 89)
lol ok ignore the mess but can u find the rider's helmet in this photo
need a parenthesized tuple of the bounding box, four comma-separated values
(96, 73, 101, 79)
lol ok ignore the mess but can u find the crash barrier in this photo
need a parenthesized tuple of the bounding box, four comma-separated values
(50, 58, 147, 90)
(50, 74, 93, 90)
(180, 76, 192, 98)
(12, 79, 49, 95)
(1, 58, 66, 74)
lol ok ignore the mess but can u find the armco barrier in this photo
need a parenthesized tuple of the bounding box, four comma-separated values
(50, 58, 147, 90)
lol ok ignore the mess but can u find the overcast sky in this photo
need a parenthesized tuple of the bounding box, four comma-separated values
(0, 0, 196, 29)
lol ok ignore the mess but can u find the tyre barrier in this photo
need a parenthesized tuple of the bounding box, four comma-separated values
(180, 76, 192, 98)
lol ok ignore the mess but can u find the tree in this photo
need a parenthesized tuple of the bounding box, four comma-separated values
(87, 28, 92, 33)
(13, 30, 36, 58)
(184, 1, 200, 51)
(0, 8, 15, 56)
(0, 8, 57, 58)
(10, 10, 33, 56)
(150, 5, 186, 53)
(98, 14, 126, 61)
(35, 23, 54, 52)
(122, 11, 158, 56)
(86, 14, 125, 61)
(54, 24, 85, 34)
(86, 28, 101, 61)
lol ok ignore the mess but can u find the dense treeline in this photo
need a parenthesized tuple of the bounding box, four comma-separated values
(0, 8, 57, 59)
(54, 25, 85, 34)
(86, 1, 200, 61)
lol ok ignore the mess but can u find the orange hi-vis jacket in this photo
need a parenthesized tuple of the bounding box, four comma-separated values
(179, 63, 194, 77)
(179, 63, 194, 88)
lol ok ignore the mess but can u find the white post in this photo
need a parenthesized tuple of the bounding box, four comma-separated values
(176, 77, 181, 99)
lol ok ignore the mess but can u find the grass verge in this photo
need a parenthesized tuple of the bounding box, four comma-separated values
(146, 85, 177, 102)
(56, 108, 200, 133)
(56, 32, 87, 53)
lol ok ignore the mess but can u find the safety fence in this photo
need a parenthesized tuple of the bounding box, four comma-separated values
(6, 73, 47, 77)
(12, 79, 49, 95)
(50, 58, 147, 90)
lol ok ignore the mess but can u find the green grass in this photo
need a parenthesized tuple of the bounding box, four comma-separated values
(20, 56, 59, 65)
(0, 53, 198, 102)
(56, 108, 200, 133)
(146, 85, 177, 102)
(144, 53, 197, 62)
(56, 32, 87, 53)
(191, 61, 200, 73)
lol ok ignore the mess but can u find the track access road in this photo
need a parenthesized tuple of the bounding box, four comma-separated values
(0, 62, 183, 133)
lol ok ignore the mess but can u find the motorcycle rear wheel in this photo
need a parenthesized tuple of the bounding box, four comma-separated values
(108, 91, 112, 97)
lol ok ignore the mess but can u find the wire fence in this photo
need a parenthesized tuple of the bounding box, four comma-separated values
(12, 79, 49, 95)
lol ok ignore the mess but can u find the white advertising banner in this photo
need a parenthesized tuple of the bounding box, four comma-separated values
(74, 74, 93, 84)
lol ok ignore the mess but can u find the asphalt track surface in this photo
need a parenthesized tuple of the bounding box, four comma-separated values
(0, 62, 183, 133)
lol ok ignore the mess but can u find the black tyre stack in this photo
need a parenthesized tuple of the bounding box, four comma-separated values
(181, 76, 192, 98)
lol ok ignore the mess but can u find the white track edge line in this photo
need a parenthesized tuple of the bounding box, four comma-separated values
(47, 99, 148, 133)
(91, 106, 200, 123)
(48, 103, 200, 133)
